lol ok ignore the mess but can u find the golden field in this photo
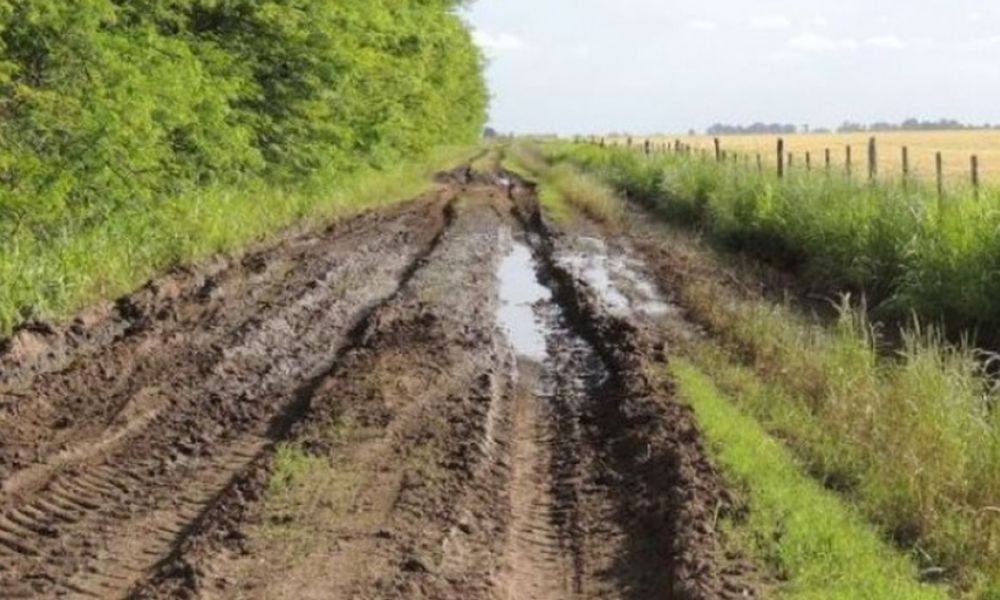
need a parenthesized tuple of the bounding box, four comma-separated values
(621, 130, 1000, 187)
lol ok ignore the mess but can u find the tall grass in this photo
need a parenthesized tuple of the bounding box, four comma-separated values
(0, 145, 477, 335)
(637, 216, 1000, 595)
(547, 143, 1000, 345)
(506, 144, 622, 225)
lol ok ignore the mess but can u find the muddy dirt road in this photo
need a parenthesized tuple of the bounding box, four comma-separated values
(0, 170, 754, 599)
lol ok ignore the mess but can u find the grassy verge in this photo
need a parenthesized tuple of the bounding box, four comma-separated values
(647, 220, 1000, 596)
(505, 143, 622, 225)
(546, 142, 1000, 345)
(671, 358, 947, 600)
(0, 145, 477, 336)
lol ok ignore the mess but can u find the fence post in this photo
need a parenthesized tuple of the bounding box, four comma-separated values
(846, 145, 852, 178)
(972, 154, 980, 198)
(825, 148, 831, 172)
(902, 146, 909, 181)
(714, 137, 721, 162)
(644, 139, 651, 156)
(756, 153, 763, 172)
(777, 138, 785, 178)
(936, 152, 944, 200)
(806, 151, 812, 171)
(867, 137, 877, 181)
(788, 152, 794, 170)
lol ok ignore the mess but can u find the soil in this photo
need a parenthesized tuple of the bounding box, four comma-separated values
(0, 168, 756, 599)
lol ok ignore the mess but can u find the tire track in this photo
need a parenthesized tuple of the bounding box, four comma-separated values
(0, 193, 457, 598)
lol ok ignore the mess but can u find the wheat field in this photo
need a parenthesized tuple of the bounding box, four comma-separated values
(620, 130, 1000, 186)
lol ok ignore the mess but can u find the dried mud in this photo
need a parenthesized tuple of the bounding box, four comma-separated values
(0, 170, 755, 599)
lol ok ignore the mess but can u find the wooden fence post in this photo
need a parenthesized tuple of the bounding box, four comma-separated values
(777, 138, 785, 178)
(972, 155, 980, 197)
(825, 148, 831, 172)
(846, 145, 852, 178)
(714, 137, 721, 162)
(644, 139, 651, 156)
(806, 151, 812, 171)
(867, 137, 877, 181)
(756, 153, 763, 172)
(936, 152, 944, 200)
(902, 146, 909, 181)
(788, 152, 794, 170)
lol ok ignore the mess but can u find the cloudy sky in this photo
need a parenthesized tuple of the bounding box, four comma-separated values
(462, 1, 1000, 134)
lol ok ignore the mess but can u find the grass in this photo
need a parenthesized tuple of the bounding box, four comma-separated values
(671, 358, 948, 600)
(624, 215, 1000, 596)
(505, 143, 622, 225)
(547, 142, 1000, 347)
(0, 144, 478, 336)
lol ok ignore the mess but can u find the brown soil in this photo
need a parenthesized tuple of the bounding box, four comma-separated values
(0, 169, 756, 599)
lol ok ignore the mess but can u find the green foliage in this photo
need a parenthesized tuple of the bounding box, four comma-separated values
(548, 143, 1000, 345)
(0, 1, 486, 333)
(671, 358, 948, 600)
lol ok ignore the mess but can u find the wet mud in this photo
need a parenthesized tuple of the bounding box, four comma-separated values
(0, 170, 754, 599)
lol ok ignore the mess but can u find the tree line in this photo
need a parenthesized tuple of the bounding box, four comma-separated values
(704, 118, 999, 136)
(0, 1, 487, 233)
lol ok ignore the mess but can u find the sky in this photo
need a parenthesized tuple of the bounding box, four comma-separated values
(461, 1, 1000, 135)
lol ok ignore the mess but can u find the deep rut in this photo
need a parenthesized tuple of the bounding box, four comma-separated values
(504, 375, 576, 599)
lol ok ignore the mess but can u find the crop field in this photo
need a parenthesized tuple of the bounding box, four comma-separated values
(629, 130, 1000, 186)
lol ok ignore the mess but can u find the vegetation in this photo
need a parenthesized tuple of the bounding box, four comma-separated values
(548, 142, 1000, 344)
(671, 359, 946, 600)
(505, 144, 621, 225)
(0, 1, 487, 334)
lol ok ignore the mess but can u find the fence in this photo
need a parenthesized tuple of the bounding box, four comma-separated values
(586, 135, 986, 199)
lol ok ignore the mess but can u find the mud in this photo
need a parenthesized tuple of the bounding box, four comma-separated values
(0, 169, 754, 599)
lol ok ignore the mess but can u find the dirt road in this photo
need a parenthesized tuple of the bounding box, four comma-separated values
(0, 168, 754, 599)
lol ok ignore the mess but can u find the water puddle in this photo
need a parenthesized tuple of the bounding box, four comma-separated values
(496, 238, 554, 362)
(560, 237, 675, 318)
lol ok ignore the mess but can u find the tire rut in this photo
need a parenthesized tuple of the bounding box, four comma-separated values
(0, 192, 458, 599)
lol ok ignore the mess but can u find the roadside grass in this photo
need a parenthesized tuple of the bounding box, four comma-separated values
(0, 145, 478, 336)
(634, 218, 1000, 596)
(671, 358, 947, 600)
(546, 142, 1000, 346)
(505, 143, 622, 225)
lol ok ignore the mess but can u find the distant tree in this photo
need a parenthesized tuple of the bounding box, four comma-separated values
(483, 127, 499, 139)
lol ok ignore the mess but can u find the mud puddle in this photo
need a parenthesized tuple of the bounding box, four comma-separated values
(559, 236, 677, 318)
(496, 237, 553, 362)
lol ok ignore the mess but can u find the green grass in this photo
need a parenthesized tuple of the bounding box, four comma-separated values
(0, 144, 478, 336)
(546, 142, 1000, 345)
(505, 143, 622, 225)
(634, 219, 1000, 596)
(671, 358, 947, 600)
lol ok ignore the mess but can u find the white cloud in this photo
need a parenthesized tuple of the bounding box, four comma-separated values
(809, 16, 830, 28)
(685, 19, 720, 31)
(472, 31, 526, 52)
(750, 15, 792, 30)
(865, 35, 906, 49)
(788, 33, 858, 53)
